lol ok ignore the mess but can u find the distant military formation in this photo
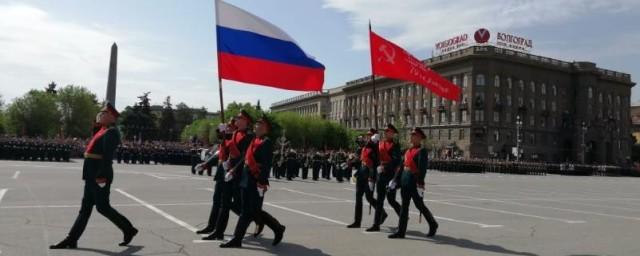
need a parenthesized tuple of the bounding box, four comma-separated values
(115, 141, 199, 166)
(0, 136, 81, 161)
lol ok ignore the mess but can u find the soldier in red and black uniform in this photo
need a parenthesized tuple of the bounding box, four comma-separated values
(208, 110, 255, 240)
(388, 128, 438, 239)
(50, 103, 138, 249)
(367, 124, 402, 232)
(347, 128, 384, 228)
(195, 119, 236, 237)
(221, 114, 285, 248)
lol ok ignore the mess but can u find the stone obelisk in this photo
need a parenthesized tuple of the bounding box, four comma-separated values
(105, 42, 117, 106)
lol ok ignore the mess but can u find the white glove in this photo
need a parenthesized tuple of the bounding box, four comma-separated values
(224, 171, 234, 182)
(387, 180, 397, 190)
(222, 160, 231, 171)
(418, 187, 425, 198)
(195, 163, 205, 172)
(376, 165, 384, 174)
(371, 134, 380, 143)
(257, 185, 268, 197)
(218, 123, 227, 132)
(368, 181, 375, 191)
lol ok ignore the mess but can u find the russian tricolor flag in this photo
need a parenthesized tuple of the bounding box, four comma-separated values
(215, 0, 325, 91)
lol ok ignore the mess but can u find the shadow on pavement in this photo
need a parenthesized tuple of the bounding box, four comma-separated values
(72, 245, 144, 256)
(405, 231, 539, 256)
(234, 236, 331, 256)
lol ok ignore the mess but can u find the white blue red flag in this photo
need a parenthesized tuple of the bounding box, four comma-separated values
(215, 0, 325, 91)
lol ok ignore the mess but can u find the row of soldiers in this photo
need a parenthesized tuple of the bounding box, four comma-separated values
(115, 141, 197, 165)
(0, 136, 81, 162)
(272, 149, 356, 181)
(429, 159, 628, 176)
(192, 123, 439, 239)
(192, 110, 286, 248)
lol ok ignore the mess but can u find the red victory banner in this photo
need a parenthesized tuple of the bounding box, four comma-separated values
(369, 30, 461, 101)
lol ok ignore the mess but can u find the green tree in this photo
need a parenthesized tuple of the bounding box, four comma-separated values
(175, 102, 194, 135)
(56, 85, 101, 138)
(158, 96, 177, 141)
(120, 92, 158, 141)
(6, 90, 61, 137)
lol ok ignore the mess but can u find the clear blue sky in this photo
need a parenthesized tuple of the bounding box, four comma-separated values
(1, 0, 638, 111)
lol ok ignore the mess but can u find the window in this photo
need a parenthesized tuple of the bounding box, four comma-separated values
(529, 134, 536, 145)
(551, 101, 557, 112)
(530, 81, 536, 93)
(494, 93, 501, 104)
(518, 97, 524, 107)
(448, 129, 453, 140)
(493, 130, 500, 142)
(494, 75, 501, 87)
(529, 99, 535, 110)
(451, 111, 457, 122)
(507, 95, 512, 106)
(529, 115, 535, 126)
(616, 95, 621, 105)
(452, 76, 459, 86)
(541, 83, 546, 95)
(462, 111, 468, 122)
(493, 111, 500, 123)
(518, 80, 524, 91)
(588, 87, 593, 99)
(463, 74, 471, 88)
(505, 112, 512, 123)
(552, 85, 557, 96)
(474, 110, 484, 122)
(507, 77, 513, 89)
(459, 129, 465, 140)
(476, 74, 486, 86)
(541, 99, 546, 110)
(598, 92, 602, 103)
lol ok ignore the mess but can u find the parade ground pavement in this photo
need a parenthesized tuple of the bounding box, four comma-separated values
(1, 160, 639, 256)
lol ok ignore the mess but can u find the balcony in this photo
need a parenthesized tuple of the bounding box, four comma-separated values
(459, 103, 469, 111)
(437, 105, 446, 113)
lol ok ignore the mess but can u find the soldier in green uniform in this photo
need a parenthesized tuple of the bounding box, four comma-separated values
(50, 103, 138, 249)
(367, 124, 402, 232)
(388, 127, 438, 239)
(347, 128, 383, 228)
(220, 114, 285, 248)
(207, 110, 254, 240)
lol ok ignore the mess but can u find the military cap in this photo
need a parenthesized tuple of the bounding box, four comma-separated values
(410, 127, 426, 139)
(385, 123, 398, 134)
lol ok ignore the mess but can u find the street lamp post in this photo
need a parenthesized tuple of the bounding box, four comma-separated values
(581, 121, 587, 164)
(516, 114, 523, 161)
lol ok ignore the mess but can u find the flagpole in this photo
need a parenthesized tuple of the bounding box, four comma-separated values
(215, 0, 225, 123)
(368, 20, 377, 216)
(218, 77, 225, 122)
(369, 21, 379, 131)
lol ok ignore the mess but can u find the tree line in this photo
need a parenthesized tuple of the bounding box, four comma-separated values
(0, 83, 209, 140)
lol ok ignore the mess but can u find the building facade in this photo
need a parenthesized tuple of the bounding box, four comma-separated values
(270, 91, 331, 118)
(271, 45, 635, 165)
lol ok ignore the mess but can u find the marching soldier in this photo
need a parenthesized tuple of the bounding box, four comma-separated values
(388, 128, 438, 239)
(50, 103, 138, 249)
(195, 120, 234, 238)
(301, 151, 310, 180)
(207, 110, 255, 240)
(347, 128, 382, 228)
(286, 149, 297, 180)
(312, 151, 322, 181)
(367, 124, 402, 232)
(220, 115, 285, 248)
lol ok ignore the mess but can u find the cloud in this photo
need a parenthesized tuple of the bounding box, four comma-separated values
(0, 3, 164, 108)
(323, 0, 640, 52)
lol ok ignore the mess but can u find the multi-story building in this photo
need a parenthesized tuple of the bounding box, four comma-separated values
(271, 45, 635, 165)
(270, 91, 330, 118)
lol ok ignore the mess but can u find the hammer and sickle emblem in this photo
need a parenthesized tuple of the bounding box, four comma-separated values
(377, 44, 396, 64)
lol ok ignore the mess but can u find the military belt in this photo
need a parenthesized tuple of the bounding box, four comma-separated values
(84, 153, 103, 159)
